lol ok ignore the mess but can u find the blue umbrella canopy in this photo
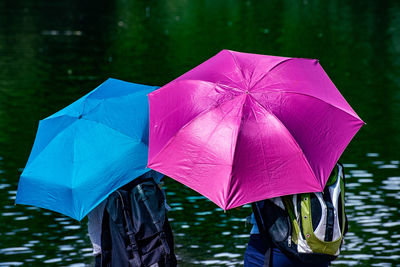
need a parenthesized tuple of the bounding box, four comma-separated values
(16, 78, 161, 221)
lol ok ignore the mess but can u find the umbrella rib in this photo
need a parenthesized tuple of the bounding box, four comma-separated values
(26, 116, 145, 178)
(248, 98, 269, 179)
(86, 86, 158, 101)
(192, 96, 245, 208)
(217, 82, 243, 93)
(185, 97, 243, 166)
(227, 50, 247, 88)
(253, 90, 363, 122)
(149, 96, 246, 196)
(250, 96, 322, 189)
(249, 58, 293, 91)
(150, 80, 222, 124)
(82, 118, 146, 143)
(24, 115, 78, 169)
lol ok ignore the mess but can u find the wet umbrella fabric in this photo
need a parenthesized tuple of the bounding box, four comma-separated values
(147, 50, 364, 210)
(16, 78, 160, 221)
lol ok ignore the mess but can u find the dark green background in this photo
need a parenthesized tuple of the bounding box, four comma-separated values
(1, 0, 399, 266)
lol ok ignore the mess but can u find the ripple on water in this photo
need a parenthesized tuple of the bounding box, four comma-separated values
(0, 263, 24, 266)
(358, 178, 374, 183)
(63, 225, 81, 230)
(371, 263, 393, 267)
(346, 198, 364, 207)
(0, 247, 31, 255)
(43, 258, 62, 263)
(382, 221, 400, 227)
(32, 255, 45, 259)
(343, 253, 374, 260)
(14, 216, 30, 221)
(58, 245, 75, 251)
(186, 196, 206, 201)
(346, 183, 361, 188)
(25, 206, 39, 211)
(381, 176, 400, 190)
(0, 183, 11, 190)
(232, 234, 249, 238)
(371, 246, 385, 251)
(55, 217, 69, 221)
(378, 164, 398, 169)
(194, 211, 212, 216)
(2, 212, 23, 216)
(343, 163, 358, 168)
(351, 172, 374, 178)
(194, 259, 243, 266)
(61, 236, 80, 241)
(214, 252, 241, 258)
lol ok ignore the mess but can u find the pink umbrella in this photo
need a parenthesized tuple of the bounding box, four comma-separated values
(148, 50, 364, 210)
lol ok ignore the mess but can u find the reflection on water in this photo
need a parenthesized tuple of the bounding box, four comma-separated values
(1, 0, 400, 266)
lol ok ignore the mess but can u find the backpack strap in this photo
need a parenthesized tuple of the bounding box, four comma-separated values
(100, 207, 112, 266)
(252, 202, 273, 267)
(337, 163, 348, 236)
(136, 181, 171, 256)
(322, 188, 335, 241)
(116, 190, 143, 267)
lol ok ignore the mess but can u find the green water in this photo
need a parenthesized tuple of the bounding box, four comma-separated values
(0, 0, 399, 266)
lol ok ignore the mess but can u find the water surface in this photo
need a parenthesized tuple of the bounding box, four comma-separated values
(0, 0, 399, 266)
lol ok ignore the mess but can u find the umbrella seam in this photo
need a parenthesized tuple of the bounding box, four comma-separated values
(225, 95, 269, 208)
(250, 96, 322, 190)
(224, 95, 248, 208)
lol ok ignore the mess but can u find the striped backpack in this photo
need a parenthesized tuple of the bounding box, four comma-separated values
(253, 163, 348, 265)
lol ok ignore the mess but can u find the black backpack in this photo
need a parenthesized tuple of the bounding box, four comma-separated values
(100, 176, 177, 267)
(252, 163, 348, 266)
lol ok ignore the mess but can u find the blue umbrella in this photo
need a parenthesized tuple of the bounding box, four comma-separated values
(16, 78, 162, 221)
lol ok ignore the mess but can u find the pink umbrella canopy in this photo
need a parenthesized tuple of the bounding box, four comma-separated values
(148, 50, 364, 210)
